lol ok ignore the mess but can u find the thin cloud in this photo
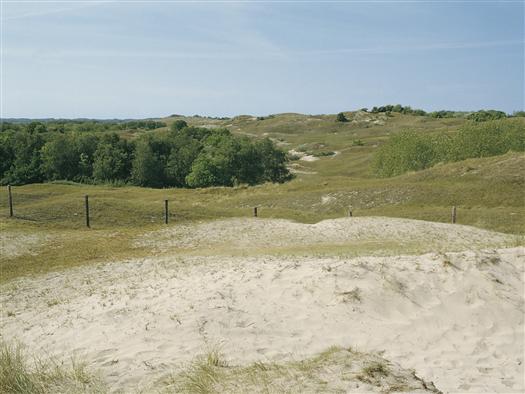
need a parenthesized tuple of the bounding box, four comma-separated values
(2, 2, 106, 21)
(4, 39, 522, 61)
(292, 39, 524, 56)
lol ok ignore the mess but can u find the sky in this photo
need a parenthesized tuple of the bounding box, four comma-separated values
(1, 0, 523, 118)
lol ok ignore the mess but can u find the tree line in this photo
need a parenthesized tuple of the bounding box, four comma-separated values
(361, 105, 523, 121)
(0, 120, 290, 188)
(0, 119, 166, 135)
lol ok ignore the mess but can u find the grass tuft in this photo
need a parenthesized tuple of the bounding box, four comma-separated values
(0, 341, 107, 394)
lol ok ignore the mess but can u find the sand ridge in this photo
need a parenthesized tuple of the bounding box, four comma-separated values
(135, 217, 514, 254)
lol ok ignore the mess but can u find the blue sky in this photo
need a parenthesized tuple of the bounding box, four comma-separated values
(1, 1, 523, 118)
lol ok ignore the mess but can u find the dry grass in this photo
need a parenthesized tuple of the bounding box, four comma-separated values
(161, 346, 441, 394)
(0, 342, 106, 394)
(1, 113, 523, 282)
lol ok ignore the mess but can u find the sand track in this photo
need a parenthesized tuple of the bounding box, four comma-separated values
(1, 226, 523, 393)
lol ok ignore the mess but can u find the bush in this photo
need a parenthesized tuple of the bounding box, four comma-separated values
(170, 120, 188, 132)
(336, 112, 348, 122)
(373, 119, 525, 177)
(373, 131, 436, 177)
(467, 110, 507, 122)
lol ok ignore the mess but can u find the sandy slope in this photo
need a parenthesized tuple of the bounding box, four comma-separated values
(135, 217, 513, 254)
(1, 230, 523, 393)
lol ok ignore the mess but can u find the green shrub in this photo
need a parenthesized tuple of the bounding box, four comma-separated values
(373, 131, 436, 177)
(467, 110, 507, 122)
(373, 119, 525, 177)
(336, 112, 348, 122)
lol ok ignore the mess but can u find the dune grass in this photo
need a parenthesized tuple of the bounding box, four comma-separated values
(1, 113, 523, 282)
(161, 346, 441, 394)
(0, 342, 106, 394)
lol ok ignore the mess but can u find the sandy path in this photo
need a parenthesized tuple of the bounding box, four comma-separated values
(1, 247, 523, 393)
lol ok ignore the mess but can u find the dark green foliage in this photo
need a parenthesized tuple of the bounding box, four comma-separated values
(41, 134, 82, 181)
(120, 120, 166, 130)
(93, 134, 132, 182)
(373, 119, 525, 177)
(185, 133, 290, 188)
(467, 110, 507, 122)
(370, 105, 426, 116)
(131, 138, 164, 187)
(255, 138, 291, 184)
(170, 120, 188, 132)
(336, 112, 348, 122)
(1, 130, 45, 185)
(0, 119, 289, 188)
(185, 130, 246, 188)
(165, 131, 202, 187)
(429, 110, 455, 119)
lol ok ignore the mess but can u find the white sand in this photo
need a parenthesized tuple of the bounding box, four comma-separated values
(1, 241, 523, 392)
(288, 149, 320, 162)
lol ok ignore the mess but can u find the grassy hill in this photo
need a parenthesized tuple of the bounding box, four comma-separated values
(1, 111, 524, 281)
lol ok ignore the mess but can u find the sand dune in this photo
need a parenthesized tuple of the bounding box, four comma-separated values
(135, 217, 514, 254)
(1, 221, 523, 393)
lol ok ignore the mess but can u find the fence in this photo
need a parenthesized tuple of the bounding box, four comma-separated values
(4, 185, 460, 228)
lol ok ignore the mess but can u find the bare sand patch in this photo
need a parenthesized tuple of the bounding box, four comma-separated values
(1, 246, 523, 392)
(0, 232, 51, 259)
(288, 149, 320, 162)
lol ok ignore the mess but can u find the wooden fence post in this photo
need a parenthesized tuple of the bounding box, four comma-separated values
(451, 206, 457, 224)
(7, 185, 13, 217)
(348, 208, 352, 217)
(85, 195, 90, 228)
(253, 207, 258, 217)
(164, 199, 169, 224)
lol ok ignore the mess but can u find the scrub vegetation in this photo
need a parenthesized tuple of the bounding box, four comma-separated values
(0, 121, 290, 188)
(1, 107, 524, 282)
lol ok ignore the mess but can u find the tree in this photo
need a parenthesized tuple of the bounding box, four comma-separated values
(165, 135, 202, 187)
(170, 120, 188, 132)
(185, 155, 220, 188)
(186, 131, 239, 187)
(336, 112, 348, 122)
(93, 135, 131, 182)
(131, 138, 162, 187)
(41, 134, 80, 180)
(1, 131, 45, 185)
(255, 138, 290, 183)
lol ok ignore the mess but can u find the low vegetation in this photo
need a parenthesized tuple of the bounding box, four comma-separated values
(1, 109, 523, 282)
(0, 341, 106, 394)
(162, 347, 441, 393)
(373, 119, 525, 177)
